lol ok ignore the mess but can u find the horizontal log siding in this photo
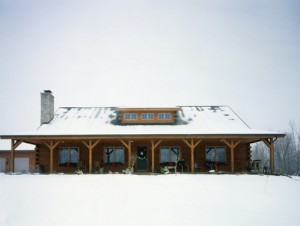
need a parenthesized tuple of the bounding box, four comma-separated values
(36, 139, 251, 173)
(234, 143, 251, 172)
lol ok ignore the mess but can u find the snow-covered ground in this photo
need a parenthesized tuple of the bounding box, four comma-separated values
(0, 174, 299, 226)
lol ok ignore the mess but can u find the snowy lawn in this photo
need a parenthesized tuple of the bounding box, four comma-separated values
(0, 174, 299, 226)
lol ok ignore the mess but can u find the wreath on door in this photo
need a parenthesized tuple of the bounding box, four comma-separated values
(137, 150, 147, 160)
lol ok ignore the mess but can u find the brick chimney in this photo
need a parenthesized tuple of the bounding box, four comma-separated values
(41, 90, 54, 125)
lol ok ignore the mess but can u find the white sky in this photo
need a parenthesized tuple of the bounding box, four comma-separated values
(0, 0, 299, 135)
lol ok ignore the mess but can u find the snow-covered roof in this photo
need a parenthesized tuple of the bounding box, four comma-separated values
(20, 106, 282, 137)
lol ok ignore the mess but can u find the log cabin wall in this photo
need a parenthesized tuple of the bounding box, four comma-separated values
(234, 143, 251, 172)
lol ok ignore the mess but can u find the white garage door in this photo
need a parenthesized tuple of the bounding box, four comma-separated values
(0, 158, 5, 172)
(14, 158, 29, 173)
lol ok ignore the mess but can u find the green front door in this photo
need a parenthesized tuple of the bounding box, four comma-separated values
(137, 147, 147, 171)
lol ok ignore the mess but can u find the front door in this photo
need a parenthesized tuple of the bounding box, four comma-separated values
(137, 147, 147, 171)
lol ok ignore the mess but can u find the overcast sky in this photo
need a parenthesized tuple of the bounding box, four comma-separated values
(0, 0, 299, 136)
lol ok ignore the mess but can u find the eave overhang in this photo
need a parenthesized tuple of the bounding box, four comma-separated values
(0, 133, 286, 140)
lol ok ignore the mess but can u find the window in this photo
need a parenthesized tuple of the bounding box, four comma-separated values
(141, 113, 154, 120)
(206, 147, 226, 165)
(59, 147, 79, 166)
(158, 113, 171, 120)
(160, 147, 180, 163)
(104, 147, 125, 164)
(124, 113, 137, 120)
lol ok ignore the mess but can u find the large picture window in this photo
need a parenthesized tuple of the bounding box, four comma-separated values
(160, 147, 180, 163)
(206, 147, 226, 165)
(104, 147, 125, 164)
(59, 147, 79, 166)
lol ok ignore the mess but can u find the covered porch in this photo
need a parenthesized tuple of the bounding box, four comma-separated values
(5, 134, 278, 174)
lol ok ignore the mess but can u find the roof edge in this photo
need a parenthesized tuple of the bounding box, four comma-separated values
(0, 133, 286, 139)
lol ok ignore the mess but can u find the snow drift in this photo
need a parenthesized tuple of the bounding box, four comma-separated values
(0, 174, 299, 226)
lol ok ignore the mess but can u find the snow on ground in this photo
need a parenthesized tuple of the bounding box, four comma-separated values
(0, 174, 299, 226)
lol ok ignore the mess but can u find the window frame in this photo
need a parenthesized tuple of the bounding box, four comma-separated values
(205, 146, 227, 165)
(124, 113, 137, 120)
(158, 113, 171, 120)
(104, 147, 125, 165)
(59, 147, 79, 167)
(141, 113, 154, 120)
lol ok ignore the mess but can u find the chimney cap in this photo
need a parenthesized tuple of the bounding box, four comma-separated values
(44, 90, 52, 94)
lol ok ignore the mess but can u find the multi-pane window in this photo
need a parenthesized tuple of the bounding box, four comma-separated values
(141, 113, 154, 120)
(104, 147, 125, 164)
(160, 147, 180, 163)
(158, 113, 171, 120)
(206, 147, 227, 164)
(124, 113, 137, 120)
(59, 147, 79, 166)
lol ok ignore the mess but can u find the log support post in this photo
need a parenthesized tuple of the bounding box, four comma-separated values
(262, 138, 276, 174)
(151, 140, 162, 173)
(182, 139, 202, 173)
(82, 140, 101, 174)
(43, 140, 61, 173)
(10, 139, 23, 172)
(120, 140, 132, 168)
(221, 139, 241, 173)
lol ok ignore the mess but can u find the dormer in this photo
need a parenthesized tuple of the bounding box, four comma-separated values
(116, 107, 180, 124)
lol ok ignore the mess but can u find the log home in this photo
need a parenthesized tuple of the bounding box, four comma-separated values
(0, 90, 285, 174)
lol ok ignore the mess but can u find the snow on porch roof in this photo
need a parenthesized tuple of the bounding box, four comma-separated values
(22, 106, 283, 137)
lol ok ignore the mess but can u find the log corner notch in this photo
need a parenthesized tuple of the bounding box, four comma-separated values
(221, 139, 241, 173)
(182, 139, 202, 173)
(10, 139, 23, 172)
(82, 139, 101, 174)
(262, 138, 277, 174)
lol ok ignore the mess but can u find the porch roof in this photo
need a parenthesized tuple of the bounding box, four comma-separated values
(0, 106, 284, 139)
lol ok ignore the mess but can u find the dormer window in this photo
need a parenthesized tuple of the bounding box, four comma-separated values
(158, 113, 171, 120)
(142, 113, 154, 120)
(117, 107, 179, 124)
(124, 113, 137, 120)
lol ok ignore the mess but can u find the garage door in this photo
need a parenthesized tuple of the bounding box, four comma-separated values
(0, 158, 5, 172)
(14, 158, 29, 173)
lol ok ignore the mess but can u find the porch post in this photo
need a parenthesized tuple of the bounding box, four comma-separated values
(50, 141, 53, 173)
(120, 140, 132, 168)
(262, 138, 275, 174)
(151, 140, 162, 173)
(270, 140, 275, 174)
(10, 139, 22, 172)
(182, 139, 202, 173)
(43, 141, 60, 173)
(221, 139, 240, 173)
(82, 140, 101, 174)
(191, 140, 194, 172)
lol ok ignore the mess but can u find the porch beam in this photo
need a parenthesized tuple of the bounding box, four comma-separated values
(151, 140, 162, 173)
(43, 140, 60, 173)
(182, 139, 202, 173)
(10, 139, 23, 172)
(221, 139, 241, 172)
(82, 139, 101, 173)
(120, 139, 132, 168)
